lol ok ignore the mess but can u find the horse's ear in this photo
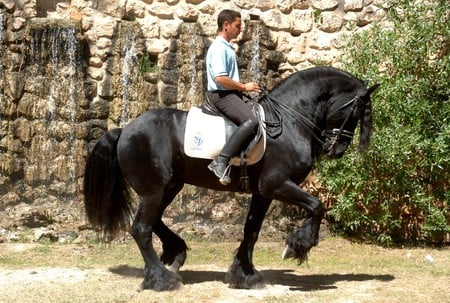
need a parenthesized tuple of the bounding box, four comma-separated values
(367, 83, 380, 96)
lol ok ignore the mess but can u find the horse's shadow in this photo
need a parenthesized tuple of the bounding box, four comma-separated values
(109, 265, 395, 291)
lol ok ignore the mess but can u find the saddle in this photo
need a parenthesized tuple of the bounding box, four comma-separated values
(184, 96, 266, 167)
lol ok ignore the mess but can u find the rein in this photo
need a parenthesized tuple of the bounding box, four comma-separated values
(322, 96, 362, 154)
(259, 87, 362, 152)
(260, 89, 324, 143)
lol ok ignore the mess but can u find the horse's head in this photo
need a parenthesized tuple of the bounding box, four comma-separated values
(323, 83, 380, 158)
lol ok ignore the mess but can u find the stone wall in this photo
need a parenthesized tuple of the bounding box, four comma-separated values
(0, 0, 388, 242)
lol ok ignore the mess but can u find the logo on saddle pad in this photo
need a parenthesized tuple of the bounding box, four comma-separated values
(184, 106, 266, 166)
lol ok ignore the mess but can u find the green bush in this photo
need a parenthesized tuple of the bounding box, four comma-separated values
(319, 0, 449, 244)
(138, 52, 159, 74)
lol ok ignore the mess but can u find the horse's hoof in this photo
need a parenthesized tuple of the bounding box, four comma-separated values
(225, 268, 266, 289)
(139, 279, 183, 292)
(161, 249, 187, 273)
(140, 268, 183, 291)
(137, 281, 184, 292)
(282, 244, 296, 260)
(226, 273, 266, 289)
(168, 260, 182, 273)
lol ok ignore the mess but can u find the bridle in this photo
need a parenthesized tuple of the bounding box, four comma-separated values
(259, 88, 364, 155)
(322, 95, 363, 155)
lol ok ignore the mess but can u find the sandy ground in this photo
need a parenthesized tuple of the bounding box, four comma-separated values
(0, 265, 395, 303)
(0, 241, 448, 303)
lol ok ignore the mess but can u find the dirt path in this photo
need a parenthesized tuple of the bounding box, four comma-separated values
(0, 265, 394, 303)
(0, 240, 448, 303)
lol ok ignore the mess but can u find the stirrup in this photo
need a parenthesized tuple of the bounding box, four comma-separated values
(208, 160, 231, 185)
(219, 165, 231, 185)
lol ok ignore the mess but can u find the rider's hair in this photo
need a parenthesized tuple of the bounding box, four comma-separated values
(217, 9, 241, 32)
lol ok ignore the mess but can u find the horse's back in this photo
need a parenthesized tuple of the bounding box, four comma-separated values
(116, 108, 187, 185)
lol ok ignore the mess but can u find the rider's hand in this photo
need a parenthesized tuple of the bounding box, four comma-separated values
(243, 82, 261, 93)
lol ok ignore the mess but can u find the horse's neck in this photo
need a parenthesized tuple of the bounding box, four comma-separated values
(268, 82, 327, 119)
(270, 74, 360, 115)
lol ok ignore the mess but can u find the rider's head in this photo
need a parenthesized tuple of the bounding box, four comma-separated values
(217, 10, 242, 41)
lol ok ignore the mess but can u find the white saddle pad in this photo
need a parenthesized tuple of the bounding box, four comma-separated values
(184, 106, 266, 166)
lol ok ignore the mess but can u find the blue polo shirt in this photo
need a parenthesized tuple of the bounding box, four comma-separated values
(206, 36, 240, 91)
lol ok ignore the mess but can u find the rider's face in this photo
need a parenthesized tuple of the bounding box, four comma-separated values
(224, 17, 242, 40)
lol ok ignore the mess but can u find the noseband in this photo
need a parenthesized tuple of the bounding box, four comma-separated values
(322, 96, 363, 155)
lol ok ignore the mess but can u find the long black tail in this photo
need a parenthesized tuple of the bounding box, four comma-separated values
(83, 128, 134, 239)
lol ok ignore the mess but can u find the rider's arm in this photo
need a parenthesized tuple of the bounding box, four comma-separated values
(215, 75, 260, 93)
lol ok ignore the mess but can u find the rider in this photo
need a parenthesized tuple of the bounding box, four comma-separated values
(206, 9, 261, 185)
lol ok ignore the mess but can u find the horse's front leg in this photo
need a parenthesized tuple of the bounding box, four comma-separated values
(272, 180, 325, 264)
(226, 193, 272, 289)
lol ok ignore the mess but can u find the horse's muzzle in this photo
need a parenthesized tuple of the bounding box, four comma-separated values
(323, 128, 354, 158)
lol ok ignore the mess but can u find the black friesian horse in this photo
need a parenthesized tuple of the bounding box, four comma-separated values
(84, 67, 379, 291)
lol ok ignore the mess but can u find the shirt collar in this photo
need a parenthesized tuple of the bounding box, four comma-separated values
(216, 36, 234, 49)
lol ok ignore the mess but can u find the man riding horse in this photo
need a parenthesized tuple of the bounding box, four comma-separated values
(206, 9, 261, 185)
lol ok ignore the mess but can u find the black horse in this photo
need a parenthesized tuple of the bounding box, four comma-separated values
(83, 67, 379, 291)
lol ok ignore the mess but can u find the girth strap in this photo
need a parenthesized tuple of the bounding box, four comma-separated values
(238, 151, 249, 192)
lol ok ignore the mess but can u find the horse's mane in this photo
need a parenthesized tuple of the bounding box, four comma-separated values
(264, 67, 365, 125)
(270, 67, 364, 97)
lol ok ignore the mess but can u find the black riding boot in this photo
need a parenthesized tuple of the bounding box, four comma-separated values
(208, 119, 257, 185)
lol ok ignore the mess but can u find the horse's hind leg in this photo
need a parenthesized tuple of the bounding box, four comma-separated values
(130, 192, 182, 291)
(151, 182, 187, 273)
(154, 219, 187, 273)
(226, 193, 272, 289)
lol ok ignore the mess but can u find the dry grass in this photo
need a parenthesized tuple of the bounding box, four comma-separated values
(0, 237, 449, 303)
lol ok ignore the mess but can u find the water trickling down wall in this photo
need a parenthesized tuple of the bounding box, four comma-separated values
(0, 19, 86, 215)
(158, 22, 208, 110)
(26, 19, 84, 192)
(119, 28, 137, 126)
(0, 9, 4, 108)
(0, 8, 5, 193)
(108, 21, 150, 128)
(238, 17, 282, 91)
(0, 18, 155, 212)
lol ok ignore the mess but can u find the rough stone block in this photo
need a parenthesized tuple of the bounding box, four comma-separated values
(291, 9, 314, 35)
(175, 4, 199, 22)
(344, 0, 364, 12)
(261, 10, 290, 30)
(311, 0, 339, 11)
(317, 11, 343, 33)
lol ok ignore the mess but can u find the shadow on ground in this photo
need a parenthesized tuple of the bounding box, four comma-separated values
(109, 265, 394, 291)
